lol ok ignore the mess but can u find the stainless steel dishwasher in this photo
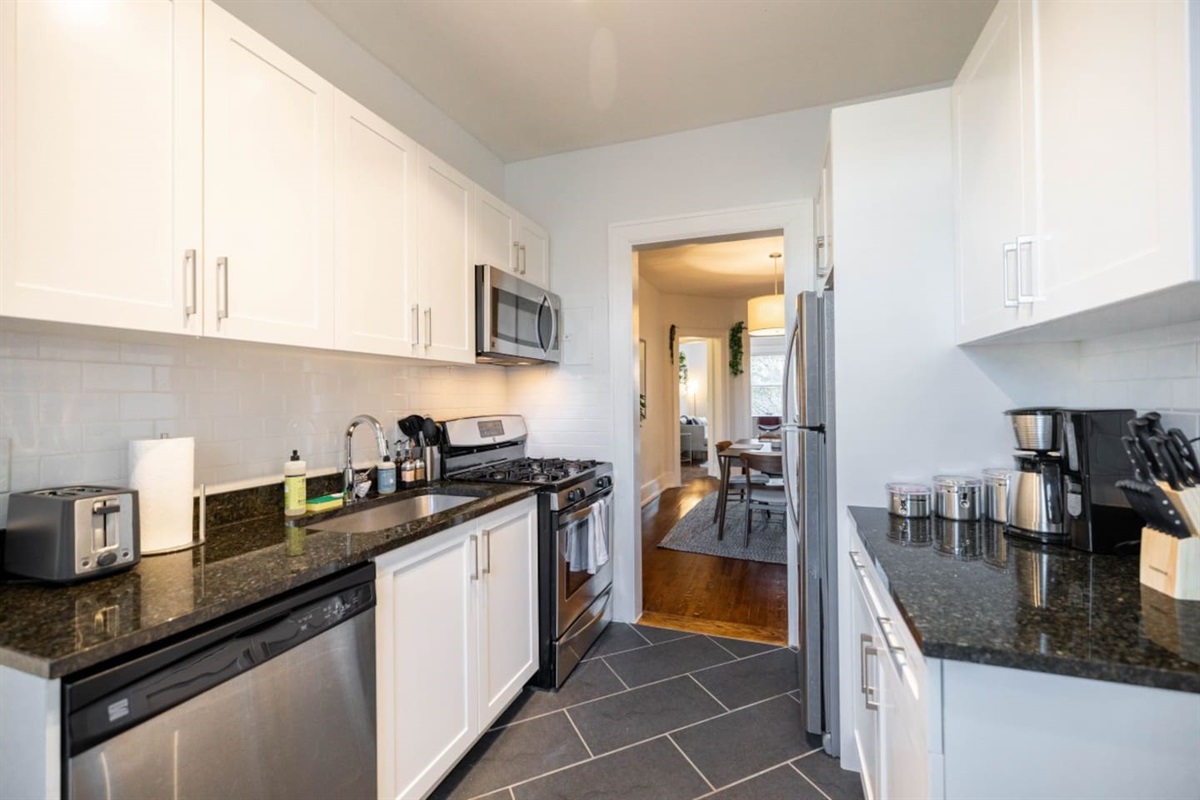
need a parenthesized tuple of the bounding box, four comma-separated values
(64, 564, 376, 800)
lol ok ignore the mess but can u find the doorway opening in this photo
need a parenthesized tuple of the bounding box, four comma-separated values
(634, 229, 790, 643)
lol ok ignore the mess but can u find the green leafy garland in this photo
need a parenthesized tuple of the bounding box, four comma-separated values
(729, 321, 746, 376)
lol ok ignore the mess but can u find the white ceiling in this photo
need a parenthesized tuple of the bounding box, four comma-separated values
(638, 233, 785, 298)
(310, 0, 995, 163)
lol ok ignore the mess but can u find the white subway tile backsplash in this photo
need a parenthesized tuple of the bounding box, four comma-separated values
(1175, 377, 1200, 410)
(0, 323, 509, 525)
(119, 392, 180, 420)
(1146, 343, 1198, 379)
(1076, 321, 1200, 415)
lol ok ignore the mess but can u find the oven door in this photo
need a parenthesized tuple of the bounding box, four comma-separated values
(476, 265, 561, 364)
(555, 492, 613, 637)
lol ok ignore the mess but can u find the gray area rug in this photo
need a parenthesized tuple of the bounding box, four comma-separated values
(657, 493, 787, 565)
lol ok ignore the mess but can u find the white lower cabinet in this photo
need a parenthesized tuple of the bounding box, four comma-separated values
(375, 498, 537, 800)
(849, 544, 937, 800)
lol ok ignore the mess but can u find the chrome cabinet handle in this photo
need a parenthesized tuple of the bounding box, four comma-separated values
(860, 633, 880, 711)
(481, 528, 491, 575)
(1015, 235, 1040, 304)
(183, 249, 197, 317)
(411, 304, 421, 345)
(424, 307, 432, 347)
(469, 533, 479, 581)
(1003, 241, 1019, 308)
(519, 243, 527, 274)
(849, 549, 865, 570)
(513, 241, 520, 273)
(216, 257, 229, 321)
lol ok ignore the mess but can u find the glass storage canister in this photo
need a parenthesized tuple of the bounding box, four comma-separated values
(886, 483, 932, 518)
(982, 468, 1012, 524)
(933, 475, 983, 521)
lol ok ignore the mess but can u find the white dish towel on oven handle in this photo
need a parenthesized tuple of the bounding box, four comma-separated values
(566, 496, 611, 575)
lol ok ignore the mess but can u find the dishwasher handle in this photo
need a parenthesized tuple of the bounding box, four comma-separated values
(65, 564, 375, 757)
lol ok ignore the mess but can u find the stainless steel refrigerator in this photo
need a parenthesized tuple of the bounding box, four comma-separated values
(781, 288, 839, 756)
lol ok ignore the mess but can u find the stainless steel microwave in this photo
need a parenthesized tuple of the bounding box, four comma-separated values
(476, 264, 561, 366)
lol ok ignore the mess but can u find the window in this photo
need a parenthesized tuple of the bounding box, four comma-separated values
(749, 336, 784, 416)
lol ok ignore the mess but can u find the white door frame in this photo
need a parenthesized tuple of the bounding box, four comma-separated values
(608, 201, 814, 644)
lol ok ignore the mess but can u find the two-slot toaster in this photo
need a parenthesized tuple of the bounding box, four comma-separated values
(4, 486, 140, 582)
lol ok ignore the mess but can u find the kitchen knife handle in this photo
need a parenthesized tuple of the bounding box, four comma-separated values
(1168, 428, 1200, 483)
(1121, 436, 1151, 482)
(1129, 418, 1163, 480)
(1148, 435, 1185, 490)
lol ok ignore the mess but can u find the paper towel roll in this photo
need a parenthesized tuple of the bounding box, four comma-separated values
(129, 436, 195, 554)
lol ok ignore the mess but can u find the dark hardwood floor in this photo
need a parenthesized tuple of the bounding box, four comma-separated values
(639, 465, 788, 644)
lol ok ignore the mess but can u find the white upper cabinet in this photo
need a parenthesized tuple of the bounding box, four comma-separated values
(333, 91, 419, 357)
(954, 0, 1196, 344)
(1029, 0, 1193, 322)
(472, 185, 550, 289)
(953, 0, 1035, 342)
(515, 214, 550, 289)
(416, 149, 475, 363)
(203, 2, 335, 349)
(0, 0, 203, 334)
(474, 186, 518, 273)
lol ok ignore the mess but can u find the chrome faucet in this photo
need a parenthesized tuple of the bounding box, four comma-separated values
(344, 414, 390, 504)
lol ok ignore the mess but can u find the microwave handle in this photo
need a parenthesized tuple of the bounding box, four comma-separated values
(536, 293, 557, 354)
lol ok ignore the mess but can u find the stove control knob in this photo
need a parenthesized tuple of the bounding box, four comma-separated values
(597, 476, 612, 489)
(568, 489, 584, 503)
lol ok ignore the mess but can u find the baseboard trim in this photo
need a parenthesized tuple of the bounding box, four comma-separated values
(640, 471, 676, 507)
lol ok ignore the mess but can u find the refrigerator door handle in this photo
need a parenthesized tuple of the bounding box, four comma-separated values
(780, 313, 801, 528)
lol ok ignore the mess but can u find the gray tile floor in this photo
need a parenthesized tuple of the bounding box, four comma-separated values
(430, 623, 865, 800)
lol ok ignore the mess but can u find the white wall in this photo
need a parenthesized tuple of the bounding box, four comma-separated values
(214, 0, 505, 196)
(0, 321, 506, 526)
(505, 104, 833, 466)
(637, 276, 672, 502)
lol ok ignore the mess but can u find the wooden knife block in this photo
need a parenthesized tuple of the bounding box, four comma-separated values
(1140, 527, 1200, 601)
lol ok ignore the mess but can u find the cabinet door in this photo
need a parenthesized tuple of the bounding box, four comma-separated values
(851, 565, 881, 800)
(0, 0, 202, 334)
(1030, 0, 1193, 321)
(416, 149, 475, 363)
(376, 529, 479, 800)
(474, 187, 517, 273)
(952, 0, 1035, 343)
(203, 1, 334, 348)
(516, 214, 550, 289)
(333, 91, 418, 356)
(478, 503, 538, 726)
(878, 623, 930, 800)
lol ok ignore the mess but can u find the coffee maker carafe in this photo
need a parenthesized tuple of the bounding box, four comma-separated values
(1005, 408, 1068, 544)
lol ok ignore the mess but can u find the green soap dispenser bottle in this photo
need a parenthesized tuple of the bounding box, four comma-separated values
(284, 450, 307, 516)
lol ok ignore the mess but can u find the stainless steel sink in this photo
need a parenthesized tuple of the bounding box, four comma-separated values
(307, 493, 475, 534)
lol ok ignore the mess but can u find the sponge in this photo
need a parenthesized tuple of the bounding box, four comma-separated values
(305, 493, 344, 513)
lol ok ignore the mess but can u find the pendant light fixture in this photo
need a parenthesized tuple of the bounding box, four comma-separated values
(747, 252, 785, 337)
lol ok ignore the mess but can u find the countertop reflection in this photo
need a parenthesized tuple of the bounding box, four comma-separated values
(852, 506, 1200, 693)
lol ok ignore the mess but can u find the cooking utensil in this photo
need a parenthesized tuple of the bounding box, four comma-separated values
(1005, 408, 1062, 452)
(1148, 435, 1185, 490)
(422, 417, 439, 448)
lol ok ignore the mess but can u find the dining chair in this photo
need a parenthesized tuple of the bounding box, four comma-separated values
(714, 440, 767, 521)
(740, 451, 788, 547)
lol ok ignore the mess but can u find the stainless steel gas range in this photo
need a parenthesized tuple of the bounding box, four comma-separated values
(442, 415, 613, 689)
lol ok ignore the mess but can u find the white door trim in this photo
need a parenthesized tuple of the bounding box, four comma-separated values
(608, 200, 814, 645)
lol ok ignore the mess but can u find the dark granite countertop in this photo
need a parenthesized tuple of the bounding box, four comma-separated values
(0, 482, 537, 679)
(849, 506, 1200, 693)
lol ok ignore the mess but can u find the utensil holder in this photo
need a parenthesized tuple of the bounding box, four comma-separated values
(1140, 527, 1200, 601)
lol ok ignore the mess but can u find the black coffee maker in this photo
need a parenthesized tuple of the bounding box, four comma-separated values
(1060, 409, 1143, 554)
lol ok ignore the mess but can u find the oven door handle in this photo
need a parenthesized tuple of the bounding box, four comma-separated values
(557, 491, 612, 528)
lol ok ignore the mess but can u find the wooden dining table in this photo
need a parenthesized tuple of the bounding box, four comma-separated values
(713, 440, 784, 540)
